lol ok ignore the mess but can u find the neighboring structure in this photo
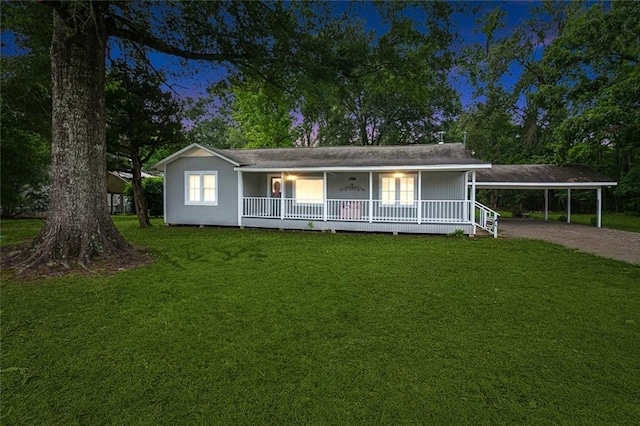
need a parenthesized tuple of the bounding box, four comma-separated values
(107, 172, 128, 214)
(475, 165, 617, 228)
(153, 143, 501, 236)
(107, 170, 155, 214)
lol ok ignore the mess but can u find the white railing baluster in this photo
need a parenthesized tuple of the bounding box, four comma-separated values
(242, 197, 496, 233)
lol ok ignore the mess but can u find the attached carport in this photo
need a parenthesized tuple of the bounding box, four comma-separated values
(472, 165, 617, 228)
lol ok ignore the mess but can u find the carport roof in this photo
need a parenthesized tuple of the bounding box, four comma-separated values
(474, 164, 617, 189)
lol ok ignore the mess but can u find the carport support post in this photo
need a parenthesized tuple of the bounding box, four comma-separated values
(567, 188, 571, 224)
(544, 189, 549, 221)
(596, 187, 602, 228)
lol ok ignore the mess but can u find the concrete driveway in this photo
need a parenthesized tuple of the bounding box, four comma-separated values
(498, 218, 640, 265)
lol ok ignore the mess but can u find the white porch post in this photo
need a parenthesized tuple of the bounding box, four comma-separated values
(471, 171, 477, 235)
(237, 170, 243, 226)
(368, 172, 373, 223)
(567, 188, 571, 223)
(280, 171, 285, 220)
(596, 187, 602, 228)
(323, 171, 328, 222)
(544, 189, 549, 221)
(464, 172, 469, 223)
(417, 171, 422, 224)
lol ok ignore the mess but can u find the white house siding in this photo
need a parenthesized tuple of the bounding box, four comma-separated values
(326, 172, 370, 200)
(421, 171, 466, 200)
(165, 156, 238, 226)
(242, 172, 265, 197)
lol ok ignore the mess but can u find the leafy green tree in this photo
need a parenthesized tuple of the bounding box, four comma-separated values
(1, 2, 52, 217)
(106, 61, 184, 227)
(184, 95, 246, 150)
(229, 79, 295, 148)
(205, 76, 296, 148)
(296, 2, 460, 146)
(458, 8, 525, 163)
(536, 1, 639, 211)
(12, 0, 318, 269)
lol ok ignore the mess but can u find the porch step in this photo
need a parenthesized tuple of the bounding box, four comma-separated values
(473, 228, 496, 238)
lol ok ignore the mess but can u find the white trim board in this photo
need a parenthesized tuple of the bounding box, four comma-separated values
(473, 182, 617, 189)
(235, 164, 492, 173)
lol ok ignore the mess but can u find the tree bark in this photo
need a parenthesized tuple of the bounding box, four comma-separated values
(130, 148, 151, 227)
(20, 2, 134, 268)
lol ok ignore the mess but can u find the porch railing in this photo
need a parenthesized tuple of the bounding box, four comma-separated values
(474, 201, 500, 238)
(243, 197, 471, 224)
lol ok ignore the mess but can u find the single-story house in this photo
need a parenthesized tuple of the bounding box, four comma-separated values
(153, 143, 500, 237)
(152, 143, 618, 237)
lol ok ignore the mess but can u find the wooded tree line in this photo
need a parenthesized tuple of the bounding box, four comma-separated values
(1, 1, 638, 269)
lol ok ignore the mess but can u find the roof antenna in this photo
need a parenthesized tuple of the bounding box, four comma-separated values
(437, 131, 445, 144)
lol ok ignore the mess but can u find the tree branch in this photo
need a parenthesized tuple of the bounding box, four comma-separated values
(105, 16, 243, 62)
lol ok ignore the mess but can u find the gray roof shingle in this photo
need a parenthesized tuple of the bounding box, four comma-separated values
(211, 143, 488, 169)
(476, 164, 616, 184)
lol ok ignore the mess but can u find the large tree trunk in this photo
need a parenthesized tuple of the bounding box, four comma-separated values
(130, 148, 151, 227)
(20, 2, 134, 268)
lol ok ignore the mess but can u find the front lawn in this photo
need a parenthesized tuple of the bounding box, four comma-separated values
(2, 216, 639, 424)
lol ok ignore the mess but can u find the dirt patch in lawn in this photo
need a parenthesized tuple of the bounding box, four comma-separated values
(499, 218, 640, 265)
(1, 244, 155, 281)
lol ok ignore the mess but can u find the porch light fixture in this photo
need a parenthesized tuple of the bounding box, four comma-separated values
(286, 175, 297, 181)
(393, 172, 405, 178)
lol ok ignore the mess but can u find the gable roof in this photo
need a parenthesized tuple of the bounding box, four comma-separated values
(152, 143, 241, 169)
(153, 142, 490, 172)
(475, 164, 617, 189)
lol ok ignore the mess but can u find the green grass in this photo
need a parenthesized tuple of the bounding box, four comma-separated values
(499, 211, 640, 233)
(2, 216, 639, 424)
(0, 218, 45, 247)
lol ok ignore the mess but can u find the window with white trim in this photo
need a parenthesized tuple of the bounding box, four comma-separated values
(380, 174, 416, 205)
(294, 177, 323, 204)
(185, 171, 218, 205)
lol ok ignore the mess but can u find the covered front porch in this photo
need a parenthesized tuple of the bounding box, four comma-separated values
(237, 170, 498, 236)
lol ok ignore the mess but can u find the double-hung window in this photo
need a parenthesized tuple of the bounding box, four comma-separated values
(294, 177, 323, 204)
(380, 174, 416, 205)
(185, 171, 218, 205)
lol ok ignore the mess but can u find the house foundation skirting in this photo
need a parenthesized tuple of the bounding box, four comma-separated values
(241, 218, 474, 235)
